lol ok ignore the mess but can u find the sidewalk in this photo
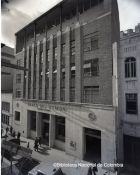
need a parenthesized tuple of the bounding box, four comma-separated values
(19, 136, 117, 175)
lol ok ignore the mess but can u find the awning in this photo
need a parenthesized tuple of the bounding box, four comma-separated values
(53, 70, 57, 73)
(71, 66, 76, 71)
(83, 63, 91, 69)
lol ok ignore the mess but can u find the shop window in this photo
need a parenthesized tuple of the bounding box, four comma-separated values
(126, 94, 138, 114)
(125, 57, 136, 78)
(15, 111, 20, 121)
(55, 116, 65, 142)
(84, 58, 99, 77)
(2, 114, 9, 125)
(30, 111, 36, 131)
(83, 86, 99, 103)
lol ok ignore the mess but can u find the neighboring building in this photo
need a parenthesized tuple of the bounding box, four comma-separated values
(13, 0, 120, 168)
(1, 44, 15, 127)
(1, 93, 13, 127)
(1, 44, 15, 93)
(119, 23, 140, 169)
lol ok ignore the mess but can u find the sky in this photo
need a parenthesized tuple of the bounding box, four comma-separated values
(1, 0, 140, 48)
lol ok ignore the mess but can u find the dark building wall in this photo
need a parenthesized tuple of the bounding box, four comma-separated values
(14, 0, 120, 106)
(1, 45, 15, 93)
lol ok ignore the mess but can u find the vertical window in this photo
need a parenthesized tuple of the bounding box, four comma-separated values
(15, 111, 20, 121)
(70, 87, 75, 102)
(126, 94, 138, 114)
(16, 74, 21, 83)
(16, 89, 21, 98)
(55, 116, 65, 142)
(125, 57, 136, 78)
(70, 41, 75, 65)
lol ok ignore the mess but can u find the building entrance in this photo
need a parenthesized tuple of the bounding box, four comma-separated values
(124, 135, 140, 169)
(84, 128, 101, 163)
(41, 113, 50, 146)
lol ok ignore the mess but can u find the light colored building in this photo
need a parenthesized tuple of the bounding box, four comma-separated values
(1, 93, 13, 127)
(13, 0, 120, 169)
(119, 23, 140, 169)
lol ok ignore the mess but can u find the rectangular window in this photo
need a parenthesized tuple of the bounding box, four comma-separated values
(55, 116, 65, 142)
(84, 58, 99, 77)
(15, 111, 20, 121)
(17, 59, 21, 66)
(84, 33, 98, 52)
(16, 74, 21, 83)
(60, 88, 65, 101)
(16, 89, 21, 98)
(83, 86, 99, 103)
(2, 102, 10, 112)
(70, 41, 75, 64)
(126, 93, 138, 114)
(70, 87, 75, 102)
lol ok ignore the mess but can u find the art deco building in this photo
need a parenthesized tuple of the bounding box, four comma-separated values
(119, 24, 140, 169)
(13, 0, 120, 168)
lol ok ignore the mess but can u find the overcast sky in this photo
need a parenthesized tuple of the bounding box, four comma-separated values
(1, 0, 140, 48)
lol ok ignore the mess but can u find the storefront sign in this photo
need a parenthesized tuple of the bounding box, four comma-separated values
(28, 102, 67, 113)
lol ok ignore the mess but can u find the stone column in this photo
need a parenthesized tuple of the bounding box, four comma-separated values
(49, 35, 53, 100)
(25, 46, 29, 99)
(36, 112, 42, 137)
(49, 115, 55, 147)
(36, 41, 40, 100)
(65, 27, 70, 102)
(56, 31, 61, 101)
(42, 38, 47, 100)
(75, 22, 83, 103)
(31, 43, 34, 99)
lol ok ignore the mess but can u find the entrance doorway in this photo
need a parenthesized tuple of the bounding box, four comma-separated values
(41, 113, 50, 146)
(124, 135, 140, 169)
(84, 128, 101, 163)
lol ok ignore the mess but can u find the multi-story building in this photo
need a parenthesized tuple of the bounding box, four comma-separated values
(1, 44, 15, 127)
(13, 0, 120, 167)
(119, 24, 140, 169)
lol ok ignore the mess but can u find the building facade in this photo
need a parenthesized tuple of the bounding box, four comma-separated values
(1, 44, 15, 127)
(13, 0, 120, 167)
(119, 24, 140, 169)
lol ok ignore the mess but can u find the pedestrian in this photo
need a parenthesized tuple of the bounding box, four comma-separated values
(6, 127, 9, 134)
(10, 126, 13, 135)
(17, 132, 21, 139)
(12, 131, 16, 137)
(92, 164, 98, 175)
(87, 166, 92, 175)
(34, 137, 39, 151)
(27, 142, 30, 148)
(38, 136, 42, 147)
